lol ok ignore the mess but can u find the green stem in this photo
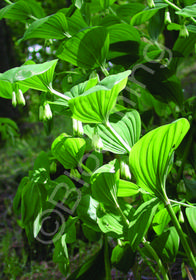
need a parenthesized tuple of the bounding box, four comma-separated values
(103, 235, 112, 280)
(29, 15, 39, 21)
(105, 121, 131, 153)
(142, 238, 170, 280)
(165, 198, 196, 274)
(169, 199, 195, 208)
(163, 0, 196, 24)
(48, 87, 71, 101)
(4, 0, 12, 4)
(79, 163, 92, 175)
(100, 65, 109, 77)
(138, 247, 163, 280)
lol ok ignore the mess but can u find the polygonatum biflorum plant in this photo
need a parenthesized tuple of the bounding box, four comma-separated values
(1, 0, 196, 278)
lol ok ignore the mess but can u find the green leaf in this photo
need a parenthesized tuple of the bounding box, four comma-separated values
(0, 60, 58, 92)
(100, 0, 116, 9)
(67, 75, 99, 99)
(186, 207, 196, 233)
(0, 80, 13, 99)
(84, 109, 141, 154)
(131, 4, 167, 26)
(21, 182, 42, 225)
(111, 242, 135, 273)
(82, 224, 101, 241)
(117, 180, 139, 197)
(21, 12, 68, 41)
(69, 70, 131, 123)
(0, 0, 45, 22)
(77, 194, 100, 231)
(128, 198, 159, 251)
(67, 9, 88, 36)
(176, 4, 196, 17)
(167, 23, 182, 31)
(150, 227, 180, 263)
(57, 26, 109, 69)
(51, 134, 86, 169)
(187, 24, 196, 33)
(116, 3, 145, 21)
(107, 23, 140, 43)
(91, 159, 119, 206)
(132, 63, 183, 106)
(33, 151, 50, 176)
(53, 234, 69, 276)
(148, 9, 165, 40)
(129, 119, 190, 201)
(13, 177, 29, 215)
(97, 206, 124, 237)
(152, 205, 180, 235)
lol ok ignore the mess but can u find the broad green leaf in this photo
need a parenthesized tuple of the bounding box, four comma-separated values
(100, 0, 116, 9)
(150, 227, 179, 263)
(187, 24, 196, 33)
(21, 182, 42, 225)
(66, 75, 99, 99)
(84, 109, 141, 154)
(57, 26, 109, 69)
(148, 9, 165, 40)
(107, 23, 140, 43)
(0, 80, 13, 99)
(128, 198, 159, 251)
(116, 3, 145, 21)
(21, 12, 69, 41)
(97, 206, 124, 237)
(77, 194, 100, 231)
(0, 60, 58, 92)
(67, 9, 88, 35)
(176, 4, 196, 17)
(117, 179, 139, 197)
(186, 207, 196, 233)
(100, 15, 121, 27)
(111, 242, 135, 273)
(132, 62, 183, 106)
(129, 119, 190, 201)
(51, 134, 86, 169)
(152, 205, 180, 235)
(0, 0, 45, 22)
(91, 159, 119, 206)
(33, 151, 50, 176)
(82, 224, 101, 241)
(131, 4, 167, 26)
(69, 71, 131, 123)
(170, 33, 196, 71)
(167, 23, 182, 31)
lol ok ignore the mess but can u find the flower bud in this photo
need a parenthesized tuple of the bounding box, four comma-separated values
(12, 91, 17, 107)
(147, 0, 155, 8)
(164, 10, 171, 25)
(43, 103, 52, 121)
(73, 119, 84, 137)
(92, 130, 103, 152)
(179, 25, 189, 38)
(178, 211, 184, 224)
(120, 159, 131, 180)
(39, 105, 44, 121)
(16, 89, 26, 106)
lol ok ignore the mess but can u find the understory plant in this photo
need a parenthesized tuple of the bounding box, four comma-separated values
(0, 0, 196, 279)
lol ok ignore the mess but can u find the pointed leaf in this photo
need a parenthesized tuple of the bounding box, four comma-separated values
(186, 207, 196, 233)
(0, 0, 45, 22)
(51, 133, 86, 169)
(91, 159, 119, 206)
(152, 205, 180, 235)
(21, 12, 68, 41)
(131, 4, 167, 26)
(84, 109, 141, 153)
(117, 180, 139, 197)
(69, 70, 131, 123)
(129, 119, 190, 201)
(128, 198, 159, 251)
(57, 26, 109, 69)
(176, 4, 196, 17)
